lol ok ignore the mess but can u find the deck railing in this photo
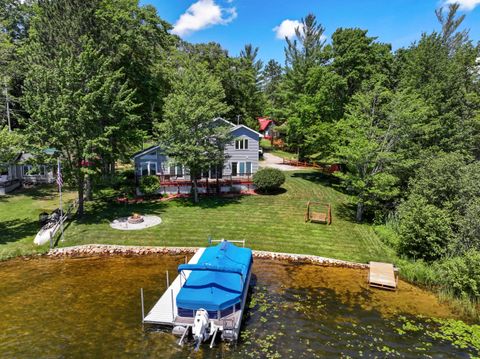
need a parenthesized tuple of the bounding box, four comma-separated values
(282, 159, 341, 174)
(0, 178, 20, 188)
(157, 174, 254, 186)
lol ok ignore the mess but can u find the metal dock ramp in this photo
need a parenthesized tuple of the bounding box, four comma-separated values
(143, 248, 206, 325)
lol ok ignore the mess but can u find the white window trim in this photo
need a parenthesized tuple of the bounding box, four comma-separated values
(235, 138, 249, 150)
(167, 162, 184, 178)
(231, 161, 252, 177)
(140, 161, 157, 176)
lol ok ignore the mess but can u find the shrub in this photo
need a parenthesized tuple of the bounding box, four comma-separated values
(123, 169, 136, 183)
(253, 168, 286, 193)
(455, 200, 480, 254)
(437, 250, 480, 300)
(139, 175, 160, 196)
(397, 195, 453, 261)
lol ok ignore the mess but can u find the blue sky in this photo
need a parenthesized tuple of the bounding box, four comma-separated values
(143, 0, 480, 63)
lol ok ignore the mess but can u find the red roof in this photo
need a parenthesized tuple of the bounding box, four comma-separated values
(258, 117, 273, 132)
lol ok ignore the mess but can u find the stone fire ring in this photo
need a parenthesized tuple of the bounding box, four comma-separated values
(128, 215, 144, 224)
(110, 215, 162, 231)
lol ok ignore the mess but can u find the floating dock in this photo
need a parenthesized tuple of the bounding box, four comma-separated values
(142, 241, 252, 348)
(143, 248, 206, 325)
(368, 261, 398, 290)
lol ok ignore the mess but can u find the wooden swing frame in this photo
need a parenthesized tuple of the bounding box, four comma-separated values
(305, 201, 332, 225)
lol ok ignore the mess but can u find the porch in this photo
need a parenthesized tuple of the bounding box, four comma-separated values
(0, 178, 21, 195)
(156, 174, 254, 195)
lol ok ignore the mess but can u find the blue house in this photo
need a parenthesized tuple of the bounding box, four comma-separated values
(131, 118, 260, 193)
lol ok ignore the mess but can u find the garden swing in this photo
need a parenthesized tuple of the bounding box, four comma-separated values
(305, 201, 332, 225)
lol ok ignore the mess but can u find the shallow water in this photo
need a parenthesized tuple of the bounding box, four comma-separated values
(0, 255, 477, 358)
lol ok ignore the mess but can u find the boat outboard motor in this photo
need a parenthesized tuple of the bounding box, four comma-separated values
(192, 309, 209, 351)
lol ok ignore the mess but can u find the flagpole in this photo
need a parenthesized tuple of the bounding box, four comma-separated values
(58, 157, 65, 242)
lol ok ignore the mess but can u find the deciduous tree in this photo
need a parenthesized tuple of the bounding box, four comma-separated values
(154, 61, 231, 203)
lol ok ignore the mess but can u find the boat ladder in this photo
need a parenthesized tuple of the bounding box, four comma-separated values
(177, 325, 191, 346)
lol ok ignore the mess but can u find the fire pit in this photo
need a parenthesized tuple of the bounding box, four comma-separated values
(111, 214, 162, 230)
(127, 213, 144, 224)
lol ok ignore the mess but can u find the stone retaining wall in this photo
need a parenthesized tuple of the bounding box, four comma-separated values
(47, 244, 369, 269)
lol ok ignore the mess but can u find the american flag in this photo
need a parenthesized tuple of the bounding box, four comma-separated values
(57, 161, 63, 188)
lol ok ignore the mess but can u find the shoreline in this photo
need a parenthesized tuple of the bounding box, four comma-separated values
(46, 244, 369, 269)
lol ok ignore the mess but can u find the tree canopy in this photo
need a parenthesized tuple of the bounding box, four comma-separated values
(154, 60, 231, 203)
(2, 1, 480, 297)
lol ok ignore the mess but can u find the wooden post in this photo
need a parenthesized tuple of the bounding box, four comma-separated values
(140, 288, 145, 321)
(171, 289, 175, 321)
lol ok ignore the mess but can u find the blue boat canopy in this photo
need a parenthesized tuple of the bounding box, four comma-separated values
(176, 241, 253, 312)
(178, 263, 245, 277)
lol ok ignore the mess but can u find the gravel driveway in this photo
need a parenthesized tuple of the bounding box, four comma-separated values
(259, 152, 308, 171)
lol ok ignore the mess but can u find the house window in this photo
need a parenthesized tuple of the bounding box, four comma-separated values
(140, 162, 156, 176)
(23, 165, 34, 175)
(141, 163, 149, 177)
(169, 163, 184, 177)
(246, 162, 252, 175)
(239, 162, 245, 176)
(210, 165, 223, 179)
(150, 162, 157, 175)
(232, 162, 252, 177)
(235, 138, 249, 150)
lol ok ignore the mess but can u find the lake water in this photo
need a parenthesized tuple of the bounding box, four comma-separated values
(0, 255, 477, 358)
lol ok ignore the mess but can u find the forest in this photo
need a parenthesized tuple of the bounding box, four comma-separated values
(1, 0, 480, 303)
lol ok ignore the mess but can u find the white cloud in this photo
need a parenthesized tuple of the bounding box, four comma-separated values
(273, 19, 327, 43)
(443, 0, 480, 10)
(172, 0, 237, 37)
(273, 19, 302, 39)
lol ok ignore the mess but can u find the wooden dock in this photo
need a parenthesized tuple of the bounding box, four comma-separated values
(143, 248, 206, 325)
(368, 261, 398, 290)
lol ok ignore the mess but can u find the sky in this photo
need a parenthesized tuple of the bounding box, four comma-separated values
(142, 0, 480, 63)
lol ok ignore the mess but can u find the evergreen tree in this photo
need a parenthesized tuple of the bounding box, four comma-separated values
(435, 3, 468, 53)
(262, 59, 284, 117)
(236, 44, 265, 128)
(395, 11, 480, 160)
(180, 42, 265, 128)
(281, 13, 327, 154)
(283, 13, 326, 98)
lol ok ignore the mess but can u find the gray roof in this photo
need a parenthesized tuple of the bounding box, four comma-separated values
(131, 145, 161, 160)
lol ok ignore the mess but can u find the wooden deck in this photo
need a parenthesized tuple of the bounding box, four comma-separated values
(143, 248, 206, 325)
(157, 175, 254, 187)
(368, 262, 398, 290)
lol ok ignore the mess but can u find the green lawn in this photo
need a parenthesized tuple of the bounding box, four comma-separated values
(63, 171, 393, 263)
(0, 186, 77, 260)
(260, 139, 298, 161)
(0, 171, 395, 263)
(270, 149, 298, 161)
